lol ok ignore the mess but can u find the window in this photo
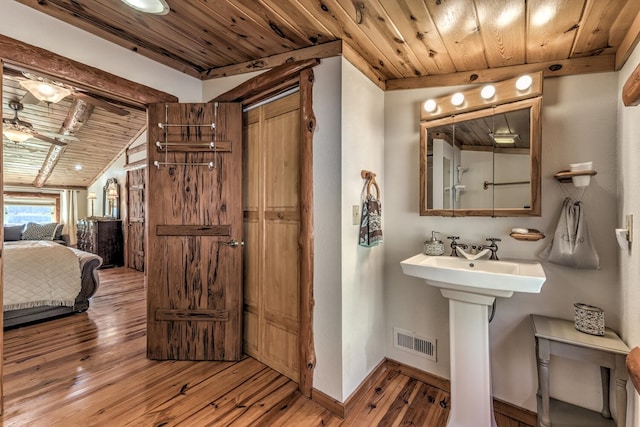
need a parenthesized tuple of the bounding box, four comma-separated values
(3, 193, 60, 225)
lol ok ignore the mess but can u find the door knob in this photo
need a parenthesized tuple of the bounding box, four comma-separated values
(222, 239, 244, 248)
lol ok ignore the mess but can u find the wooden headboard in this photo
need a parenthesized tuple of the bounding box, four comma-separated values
(627, 347, 640, 394)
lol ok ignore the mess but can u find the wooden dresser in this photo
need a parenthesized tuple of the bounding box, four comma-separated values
(77, 218, 124, 268)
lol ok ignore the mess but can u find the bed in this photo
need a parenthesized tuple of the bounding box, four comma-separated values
(3, 240, 103, 328)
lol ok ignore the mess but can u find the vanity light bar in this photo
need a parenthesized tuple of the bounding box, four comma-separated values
(421, 72, 543, 121)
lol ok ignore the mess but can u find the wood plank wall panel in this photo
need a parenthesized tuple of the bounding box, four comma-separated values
(146, 102, 243, 361)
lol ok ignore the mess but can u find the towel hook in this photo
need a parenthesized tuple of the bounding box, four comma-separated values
(361, 169, 380, 199)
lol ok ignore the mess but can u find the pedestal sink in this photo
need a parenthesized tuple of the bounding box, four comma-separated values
(400, 253, 546, 427)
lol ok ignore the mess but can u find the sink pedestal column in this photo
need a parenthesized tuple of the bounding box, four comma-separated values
(441, 289, 498, 427)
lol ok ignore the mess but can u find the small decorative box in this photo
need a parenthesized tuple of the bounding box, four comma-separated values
(574, 303, 605, 336)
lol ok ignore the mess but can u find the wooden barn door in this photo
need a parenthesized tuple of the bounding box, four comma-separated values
(126, 168, 145, 272)
(243, 92, 301, 381)
(146, 102, 243, 361)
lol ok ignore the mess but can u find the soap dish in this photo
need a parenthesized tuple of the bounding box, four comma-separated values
(509, 229, 545, 241)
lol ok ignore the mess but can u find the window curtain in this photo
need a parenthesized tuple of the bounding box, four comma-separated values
(61, 190, 79, 246)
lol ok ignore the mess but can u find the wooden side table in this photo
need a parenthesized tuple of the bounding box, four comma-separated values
(531, 315, 630, 427)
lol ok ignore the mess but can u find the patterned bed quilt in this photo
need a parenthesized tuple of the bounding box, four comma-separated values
(3, 240, 82, 311)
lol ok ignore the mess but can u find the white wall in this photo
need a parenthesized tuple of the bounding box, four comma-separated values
(384, 72, 619, 413)
(617, 43, 640, 426)
(311, 57, 344, 400)
(1, 0, 201, 102)
(87, 131, 146, 218)
(340, 59, 386, 399)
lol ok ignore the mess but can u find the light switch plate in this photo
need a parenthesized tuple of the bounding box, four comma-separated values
(352, 205, 360, 225)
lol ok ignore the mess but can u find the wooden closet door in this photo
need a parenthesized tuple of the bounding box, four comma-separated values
(146, 102, 243, 361)
(243, 92, 301, 381)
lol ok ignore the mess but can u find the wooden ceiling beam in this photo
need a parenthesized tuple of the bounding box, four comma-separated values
(0, 34, 177, 107)
(386, 55, 615, 90)
(211, 58, 320, 103)
(202, 41, 341, 79)
(33, 99, 95, 188)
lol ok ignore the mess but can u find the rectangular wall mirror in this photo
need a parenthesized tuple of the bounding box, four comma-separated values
(420, 97, 542, 216)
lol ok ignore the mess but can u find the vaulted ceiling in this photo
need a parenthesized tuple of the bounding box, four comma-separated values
(3, 0, 640, 188)
(2, 69, 146, 188)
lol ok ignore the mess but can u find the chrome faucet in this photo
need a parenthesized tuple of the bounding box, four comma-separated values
(447, 236, 468, 257)
(480, 238, 501, 260)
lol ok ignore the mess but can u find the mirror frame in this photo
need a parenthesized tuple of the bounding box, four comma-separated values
(420, 97, 542, 217)
(103, 177, 120, 218)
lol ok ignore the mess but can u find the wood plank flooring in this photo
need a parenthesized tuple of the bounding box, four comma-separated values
(2, 267, 534, 426)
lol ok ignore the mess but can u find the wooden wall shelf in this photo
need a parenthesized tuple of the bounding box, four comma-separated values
(553, 170, 597, 183)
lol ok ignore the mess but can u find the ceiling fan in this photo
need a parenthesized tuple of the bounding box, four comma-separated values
(2, 100, 78, 146)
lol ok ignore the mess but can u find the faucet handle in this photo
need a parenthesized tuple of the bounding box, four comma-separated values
(486, 237, 501, 244)
(447, 236, 460, 241)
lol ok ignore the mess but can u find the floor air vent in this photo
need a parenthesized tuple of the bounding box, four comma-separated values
(393, 327, 436, 361)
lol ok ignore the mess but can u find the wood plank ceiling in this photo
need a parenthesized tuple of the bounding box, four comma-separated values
(2, 72, 146, 188)
(15, 0, 640, 82)
(4, 0, 640, 189)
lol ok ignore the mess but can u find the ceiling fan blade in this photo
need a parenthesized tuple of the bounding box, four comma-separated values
(73, 92, 130, 116)
(40, 131, 79, 141)
(30, 131, 67, 147)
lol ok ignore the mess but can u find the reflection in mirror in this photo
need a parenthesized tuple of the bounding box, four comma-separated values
(420, 97, 541, 217)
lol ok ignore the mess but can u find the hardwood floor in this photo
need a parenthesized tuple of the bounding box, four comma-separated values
(2, 267, 534, 426)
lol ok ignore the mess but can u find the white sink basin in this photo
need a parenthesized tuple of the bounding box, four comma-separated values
(400, 253, 546, 298)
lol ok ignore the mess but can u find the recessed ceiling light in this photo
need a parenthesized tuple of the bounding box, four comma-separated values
(121, 0, 170, 15)
(74, 164, 83, 171)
